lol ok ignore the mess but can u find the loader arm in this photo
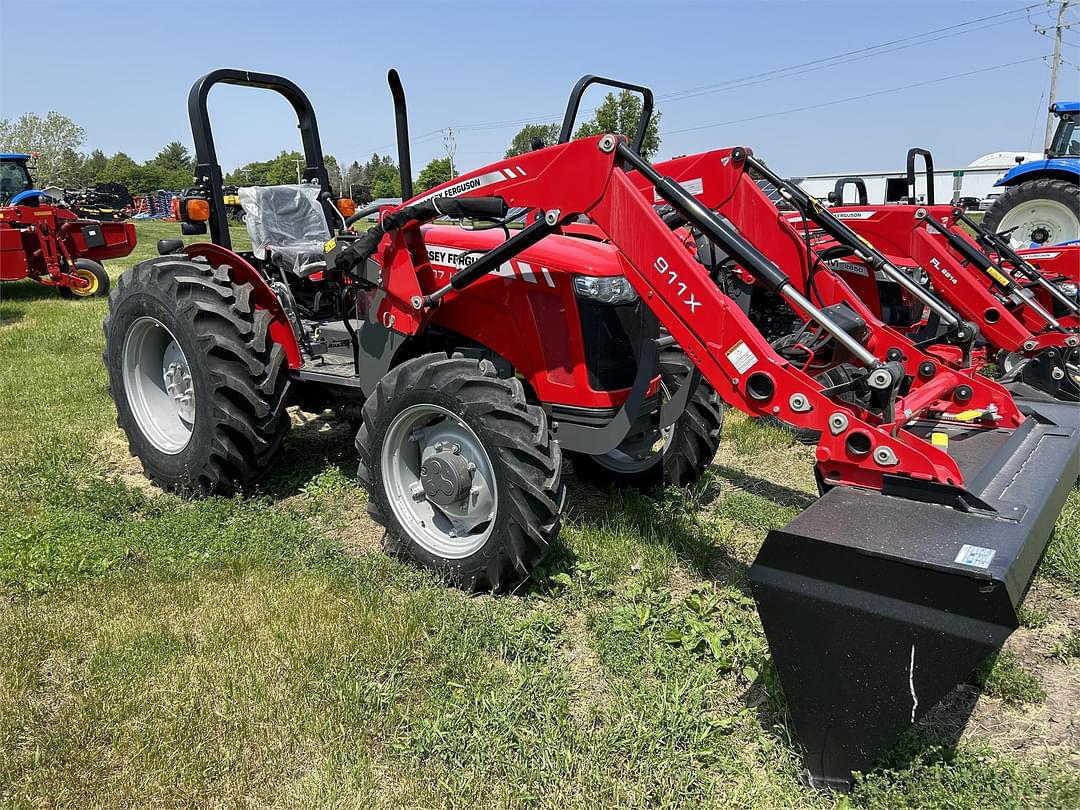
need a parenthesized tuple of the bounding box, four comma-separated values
(342, 135, 1039, 496)
(637, 150, 997, 373)
(636, 148, 1078, 400)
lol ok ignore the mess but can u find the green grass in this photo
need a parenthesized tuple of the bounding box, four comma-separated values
(1052, 630, 1080, 663)
(1, 219, 1078, 808)
(971, 650, 1046, 707)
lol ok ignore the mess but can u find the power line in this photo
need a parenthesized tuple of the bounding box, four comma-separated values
(351, 3, 1049, 161)
(658, 3, 1045, 104)
(660, 55, 1050, 138)
(423, 2, 1049, 139)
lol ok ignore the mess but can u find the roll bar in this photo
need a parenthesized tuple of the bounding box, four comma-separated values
(187, 68, 335, 249)
(905, 147, 935, 205)
(558, 75, 655, 154)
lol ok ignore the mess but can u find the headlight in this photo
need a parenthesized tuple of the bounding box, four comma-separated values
(572, 274, 639, 304)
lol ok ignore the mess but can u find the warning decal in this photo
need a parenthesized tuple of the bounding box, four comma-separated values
(954, 544, 996, 569)
(725, 340, 758, 374)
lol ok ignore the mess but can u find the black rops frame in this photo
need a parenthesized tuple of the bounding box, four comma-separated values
(558, 75, 655, 154)
(187, 68, 336, 250)
(905, 147, 935, 205)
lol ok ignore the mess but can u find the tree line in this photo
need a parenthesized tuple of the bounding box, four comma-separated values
(0, 91, 657, 199)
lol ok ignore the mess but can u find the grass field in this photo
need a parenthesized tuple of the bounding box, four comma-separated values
(1, 220, 1078, 808)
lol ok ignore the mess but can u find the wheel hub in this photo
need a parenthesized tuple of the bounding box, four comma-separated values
(381, 403, 498, 559)
(421, 450, 473, 506)
(162, 342, 195, 423)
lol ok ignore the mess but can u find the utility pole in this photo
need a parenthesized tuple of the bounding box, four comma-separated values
(294, 157, 303, 184)
(1044, 0, 1070, 151)
(444, 128, 457, 177)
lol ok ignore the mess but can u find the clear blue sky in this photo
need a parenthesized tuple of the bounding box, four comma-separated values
(2, 0, 1077, 177)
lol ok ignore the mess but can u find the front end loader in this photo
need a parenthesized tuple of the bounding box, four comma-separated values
(634, 146, 1079, 403)
(103, 69, 1079, 792)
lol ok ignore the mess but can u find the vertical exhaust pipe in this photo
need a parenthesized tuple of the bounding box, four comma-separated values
(388, 69, 414, 201)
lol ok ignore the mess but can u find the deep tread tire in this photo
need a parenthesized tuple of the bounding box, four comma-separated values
(983, 179, 1080, 244)
(571, 348, 724, 490)
(356, 353, 565, 592)
(58, 258, 110, 299)
(103, 257, 291, 494)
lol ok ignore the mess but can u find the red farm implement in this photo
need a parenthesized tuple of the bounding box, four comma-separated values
(0, 153, 136, 298)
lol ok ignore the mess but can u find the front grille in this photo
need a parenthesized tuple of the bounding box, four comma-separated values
(577, 299, 658, 391)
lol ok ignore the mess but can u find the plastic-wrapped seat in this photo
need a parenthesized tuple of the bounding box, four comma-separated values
(239, 184, 330, 277)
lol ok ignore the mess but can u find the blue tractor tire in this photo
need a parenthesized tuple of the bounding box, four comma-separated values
(984, 178, 1080, 246)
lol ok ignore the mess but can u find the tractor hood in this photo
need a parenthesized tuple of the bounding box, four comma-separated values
(422, 223, 629, 277)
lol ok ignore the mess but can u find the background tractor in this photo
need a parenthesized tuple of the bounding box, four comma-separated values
(984, 101, 1079, 247)
(0, 153, 136, 298)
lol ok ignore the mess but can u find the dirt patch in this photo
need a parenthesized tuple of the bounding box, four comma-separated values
(918, 582, 1080, 770)
(560, 610, 610, 725)
(336, 506, 384, 556)
(98, 427, 163, 498)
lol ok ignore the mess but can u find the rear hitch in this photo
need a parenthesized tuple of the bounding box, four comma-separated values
(749, 402, 1079, 790)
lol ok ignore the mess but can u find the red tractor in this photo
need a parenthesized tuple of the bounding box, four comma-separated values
(0, 153, 136, 298)
(103, 69, 1078, 790)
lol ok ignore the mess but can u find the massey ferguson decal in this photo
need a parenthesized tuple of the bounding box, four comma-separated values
(413, 169, 509, 205)
(426, 244, 555, 287)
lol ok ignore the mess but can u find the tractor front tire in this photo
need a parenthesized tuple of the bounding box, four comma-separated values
(103, 257, 291, 494)
(570, 348, 724, 490)
(983, 179, 1080, 247)
(58, 258, 110, 299)
(357, 353, 565, 592)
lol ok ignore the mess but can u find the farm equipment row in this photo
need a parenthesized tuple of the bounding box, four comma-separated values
(102, 69, 1079, 791)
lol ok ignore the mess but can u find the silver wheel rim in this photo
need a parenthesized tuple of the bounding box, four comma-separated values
(590, 380, 675, 475)
(122, 317, 196, 454)
(380, 403, 498, 559)
(997, 198, 1079, 247)
(1000, 351, 1024, 374)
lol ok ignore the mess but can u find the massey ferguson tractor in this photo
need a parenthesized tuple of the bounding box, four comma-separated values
(103, 69, 1079, 791)
(0, 153, 136, 298)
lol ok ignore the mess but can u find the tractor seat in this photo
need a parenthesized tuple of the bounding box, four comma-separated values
(238, 184, 330, 277)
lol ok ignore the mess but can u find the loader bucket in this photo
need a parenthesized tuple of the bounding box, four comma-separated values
(749, 399, 1079, 790)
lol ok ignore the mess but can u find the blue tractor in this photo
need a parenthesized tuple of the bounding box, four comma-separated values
(984, 101, 1079, 247)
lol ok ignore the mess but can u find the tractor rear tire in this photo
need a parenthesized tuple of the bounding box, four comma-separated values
(103, 257, 291, 494)
(983, 179, 1080, 247)
(356, 353, 564, 592)
(58, 259, 110, 299)
(570, 348, 724, 490)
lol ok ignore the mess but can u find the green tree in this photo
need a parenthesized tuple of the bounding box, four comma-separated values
(152, 141, 193, 172)
(97, 152, 140, 188)
(83, 149, 108, 185)
(505, 123, 560, 158)
(323, 154, 344, 196)
(0, 111, 87, 187)
(574, 91, 661, 159)
(225, 150, 306, 186)
(415, 157, 453, 193)
(365, 153, 400, 199)
(344, 160, 368, 202)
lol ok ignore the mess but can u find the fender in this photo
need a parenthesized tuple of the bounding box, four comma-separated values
(179, 242, 303, 368)
(995, 158, 1079, 186)
(9, 189, 49, 206)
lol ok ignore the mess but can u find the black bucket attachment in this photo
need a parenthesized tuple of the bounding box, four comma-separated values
(749, 399, 1079, 790)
